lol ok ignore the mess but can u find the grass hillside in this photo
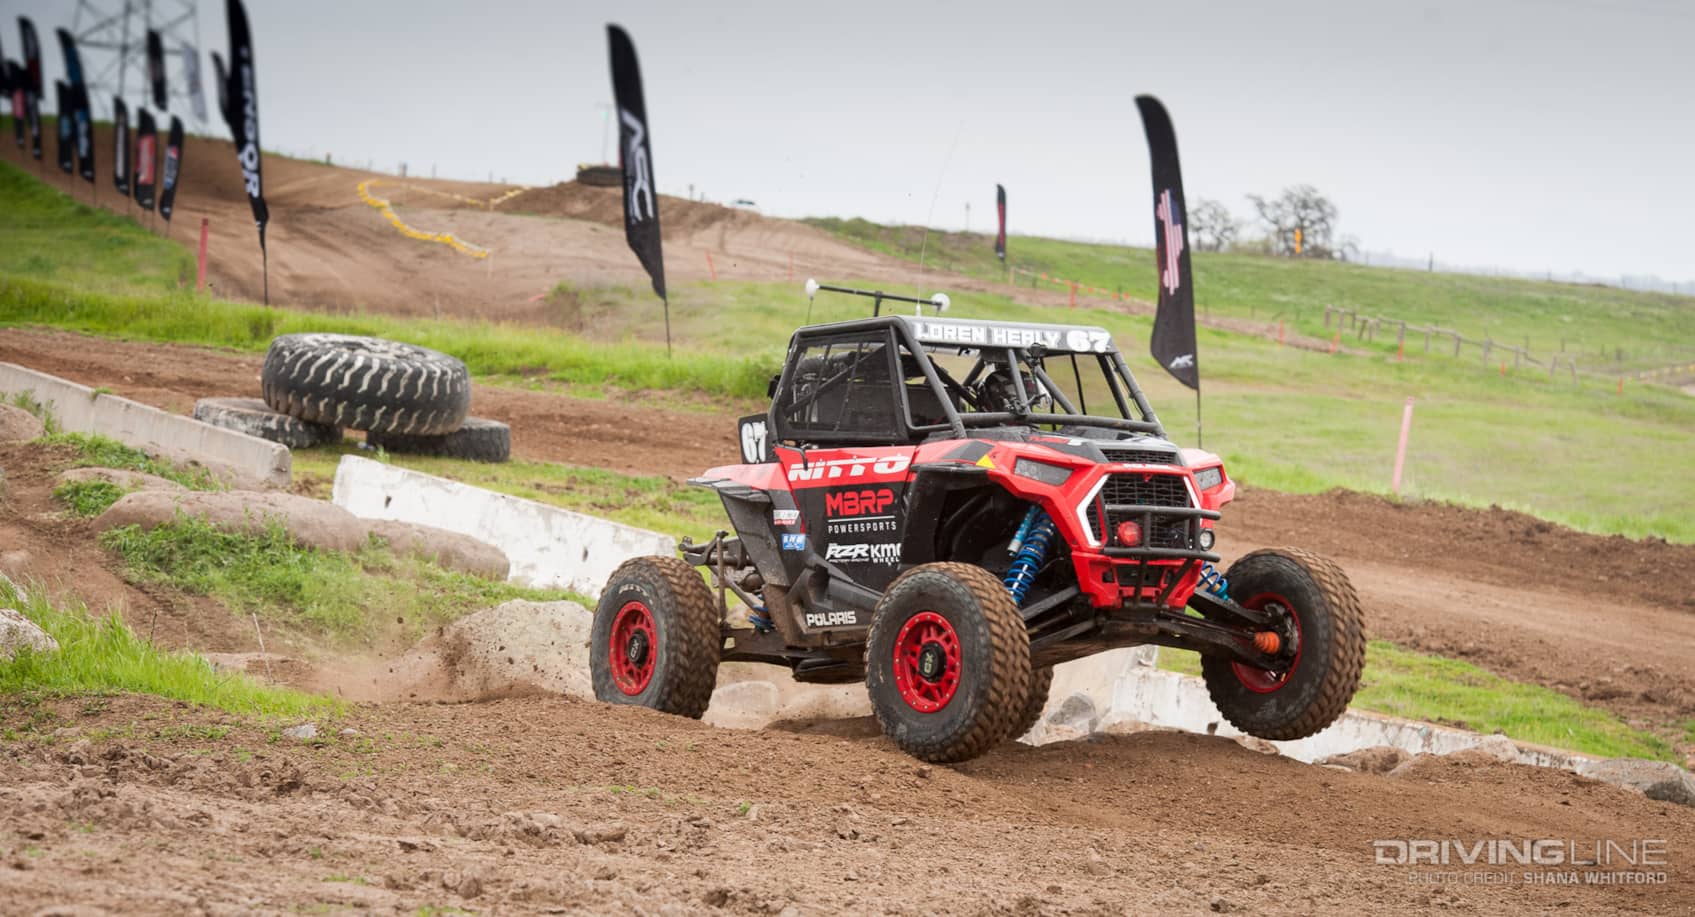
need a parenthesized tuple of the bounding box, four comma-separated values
(808, 217, 1695, 375)
(4, 159, 1694, 541)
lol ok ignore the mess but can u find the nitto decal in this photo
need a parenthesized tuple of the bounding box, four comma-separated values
(786, 454, 911, 484)
(772, 509, 800, 526)
(825, 487, 895, 518)
(824, 542, 901, 565)
(803, 610, 860, 628)
(781, 533, 807, 551)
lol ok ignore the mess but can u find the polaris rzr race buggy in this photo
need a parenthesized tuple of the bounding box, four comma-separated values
(591, 286, 1365, 762)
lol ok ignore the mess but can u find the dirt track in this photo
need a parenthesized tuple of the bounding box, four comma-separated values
(5, 327, 1694, 762)
(5, 140, 1695, 912)
(3, 693, 1691, 915)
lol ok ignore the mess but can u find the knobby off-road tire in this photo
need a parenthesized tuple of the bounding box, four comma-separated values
(260, 333, 470, 436)
(192, 397, 339, 449)
(1200, 548, 1365, 741)
(865, 562, 1032, 763)
(1009, 666, 1055, 741)
(590, 556, 722, 719)
(367, 416, 510, 463)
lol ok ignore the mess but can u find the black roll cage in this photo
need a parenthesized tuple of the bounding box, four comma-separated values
(769, 316, 1167, 447)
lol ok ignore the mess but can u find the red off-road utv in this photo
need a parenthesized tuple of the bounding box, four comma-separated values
(591, 286, 1364, 762)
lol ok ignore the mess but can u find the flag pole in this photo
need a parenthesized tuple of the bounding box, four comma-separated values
(662, 296, 672, 358)
(1195, 381, 1203, 449)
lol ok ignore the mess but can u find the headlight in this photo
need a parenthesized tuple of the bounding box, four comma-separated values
(1198, 528, 1216, 551)
(1013, 458, 1073, 486)
(1193, 466, 1224, 492)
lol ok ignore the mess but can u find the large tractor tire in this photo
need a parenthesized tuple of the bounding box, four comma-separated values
(590, 556, 722, 719)
(193, 397, 339, 449)
(865, 562, 1032, 763)
(1200, 548, 1365, 741)
(367, 416, 510, 463)
(1009, 666, 1055, 740)
(260, 333, 470, 436)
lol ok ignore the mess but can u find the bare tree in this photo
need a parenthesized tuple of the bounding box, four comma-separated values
(1189, 198, 1238, 252)
(1247, 185, 1340, 258)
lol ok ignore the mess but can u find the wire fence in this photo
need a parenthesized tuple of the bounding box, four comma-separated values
(1322, 306, 1695, 386)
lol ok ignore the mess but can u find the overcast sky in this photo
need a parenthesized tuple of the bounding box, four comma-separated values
(7, 0, 1692, 282)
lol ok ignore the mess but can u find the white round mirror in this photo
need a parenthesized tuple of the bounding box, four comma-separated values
(804, 278, 820, 299)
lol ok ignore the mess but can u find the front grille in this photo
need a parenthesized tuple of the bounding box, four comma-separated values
(1100, 473, 1189, 508)
(1095, 472, 1195, 549)
(1099, 446, 1179, 465)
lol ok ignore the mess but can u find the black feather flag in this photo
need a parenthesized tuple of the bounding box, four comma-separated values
(53, 80, 72, 174)
(56, 29, 93, 185)
(210, 51, 228, 120)
(607, 24, 669, 353)
(994, 184, 1007, 262)
(222, 0, 270, 301)
(159, 116, 184, 222)
(19, 17, 41, 160)
(8, 63, 22, 149)
(1135, 96, 1198, 392)
(147, 30, 167, 109)
(112, 96, 130, 196)
(134, 107, 157, 210)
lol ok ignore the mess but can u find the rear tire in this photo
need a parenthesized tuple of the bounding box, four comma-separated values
(1200, 548, 1365, 741)
(260, 333, 470, 435)
(590, 556, 721, 718)
(865, 563, 1031, 763)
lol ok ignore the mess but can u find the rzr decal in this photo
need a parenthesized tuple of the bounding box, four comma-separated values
(825, 542, 900, 565)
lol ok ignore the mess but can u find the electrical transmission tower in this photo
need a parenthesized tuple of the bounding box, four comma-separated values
(72, 0, 208, 126)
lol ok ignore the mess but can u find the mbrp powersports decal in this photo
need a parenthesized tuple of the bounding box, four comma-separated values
(823, 486, 898, 536)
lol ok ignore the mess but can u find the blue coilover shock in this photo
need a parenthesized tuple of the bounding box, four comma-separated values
(1199, 563, 1230, 601)
(1003, 506, 1057, 606)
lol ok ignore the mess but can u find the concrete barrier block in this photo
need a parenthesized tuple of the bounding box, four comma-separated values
(0, 361, 290, 488)
(331, 455, 674, 594)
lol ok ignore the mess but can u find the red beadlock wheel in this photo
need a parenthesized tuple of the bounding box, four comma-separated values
(1199, 549, 1365, 742)
(1230, 591, 1302, 694)
(590, 556, 721, 719)
(608, 600, 658, 695)
(864, 563, 1032, 763)
(892, 611, 962, 712)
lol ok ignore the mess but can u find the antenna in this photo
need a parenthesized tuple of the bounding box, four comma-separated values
(805, 279, 950, 319)
(72, 0, 209, 127)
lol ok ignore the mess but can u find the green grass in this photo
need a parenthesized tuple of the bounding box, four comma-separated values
(289, 444, 727, 543)
(0, 578, 335, 718)
(5, 155, 1693, 542)
(52, 480, 127, 517)
(39, 431, 223, 490)
(1158, 642, 1678, 762)
(808, 217, 1695, 373)
(98, 516, 582, 642)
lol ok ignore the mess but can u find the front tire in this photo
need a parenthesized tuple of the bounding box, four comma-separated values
(591, 556, 721, 718)
(865, 563, 1032, 763)
(1200, 548, 1365, 741)
(1009, 666, 1054, 740)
